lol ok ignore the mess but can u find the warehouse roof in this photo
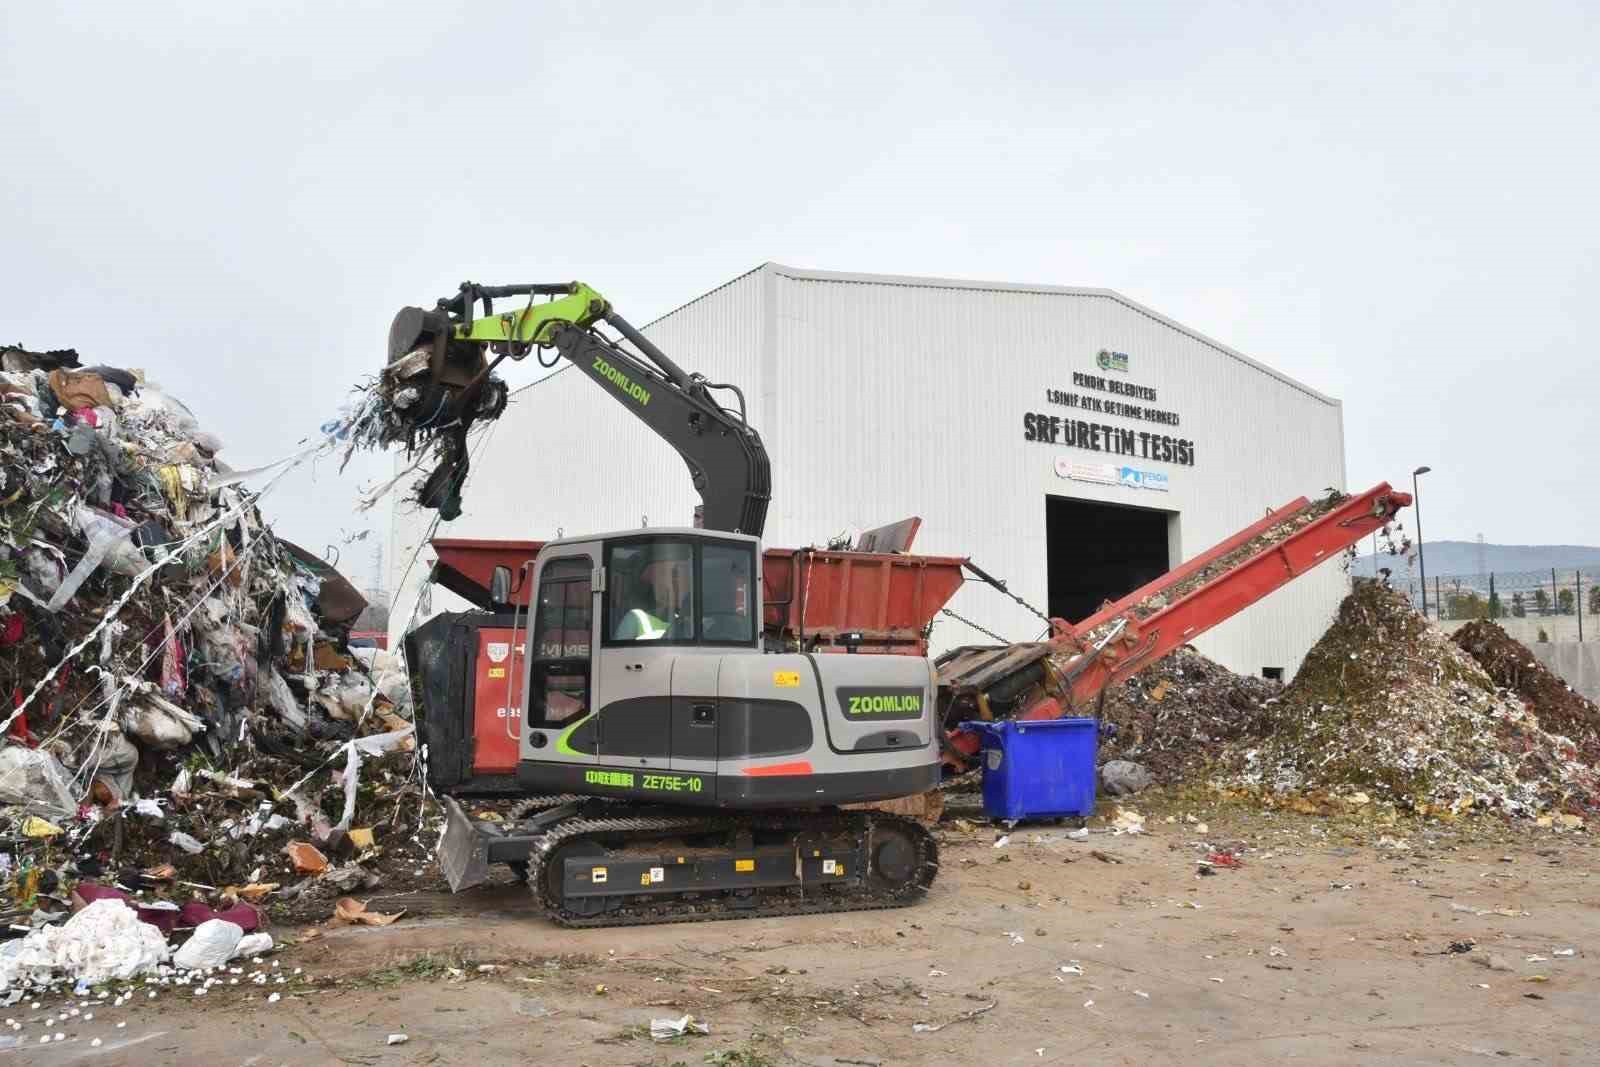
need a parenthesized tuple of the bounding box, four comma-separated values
(645, 262, 1340, 407)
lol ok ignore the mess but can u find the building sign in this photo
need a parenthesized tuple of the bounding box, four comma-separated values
(1028, 359, 1196, 466)
(1096, 349, 1129, 373)
(1054, 458, 1171, 491)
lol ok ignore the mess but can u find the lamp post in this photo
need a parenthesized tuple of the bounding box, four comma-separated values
(1413, 465, 1432, 617)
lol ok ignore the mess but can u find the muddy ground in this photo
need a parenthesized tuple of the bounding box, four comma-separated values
(4, 793, 1597, 1066)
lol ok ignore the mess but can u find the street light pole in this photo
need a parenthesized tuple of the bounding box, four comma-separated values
(1413, 466, 1432, 618)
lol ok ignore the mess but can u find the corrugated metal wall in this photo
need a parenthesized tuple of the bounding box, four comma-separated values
(390, 263, 1349, 678)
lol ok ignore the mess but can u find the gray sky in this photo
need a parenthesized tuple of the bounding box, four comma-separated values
(3, 2, 1595, 589)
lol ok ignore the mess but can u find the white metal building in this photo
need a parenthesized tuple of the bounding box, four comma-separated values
(389, 263, 1348, 679)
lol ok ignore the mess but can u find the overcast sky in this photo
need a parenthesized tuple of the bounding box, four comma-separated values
(3, 2, 1595, 589)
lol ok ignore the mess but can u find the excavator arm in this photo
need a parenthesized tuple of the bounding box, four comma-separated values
(386, 281, 771, 537)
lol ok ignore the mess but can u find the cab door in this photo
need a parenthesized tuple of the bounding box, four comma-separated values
(520, 548, 599, 766)
(592, 537, 695, 771)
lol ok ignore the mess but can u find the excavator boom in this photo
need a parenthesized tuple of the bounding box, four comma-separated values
(385, 280, 770, 536)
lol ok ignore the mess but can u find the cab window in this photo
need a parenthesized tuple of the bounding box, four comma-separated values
(701, 543, 754, 643)
(528, 556, 591, 729)
(607, 541, 695, 642)
(602, 537, 757, 647)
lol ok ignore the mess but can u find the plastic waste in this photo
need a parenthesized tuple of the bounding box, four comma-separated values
(0, 747, 78, 817)
(45, 507, 143, 611)
(232, 933, 273, 959)
(1101, 760, 1155, 796)
(124, 702, 195, 749)
(172, 919, 244, 971)
(0, 899, 170, 990)
(169, 831, 206, 855)
(18, 548, 63, 600)
(264, 669, 308, 733)
(650, 1015, 710, 1041)
(91, 723, 140, 802)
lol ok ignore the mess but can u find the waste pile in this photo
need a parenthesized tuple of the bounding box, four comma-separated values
(1452, 621, 1600, 764)
(1220, 580, 1600, 816)
(0, 344, 425, 995)
(1096, 647, 1280, 784)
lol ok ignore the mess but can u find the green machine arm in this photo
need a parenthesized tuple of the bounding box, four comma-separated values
(386, 281, 771, 537)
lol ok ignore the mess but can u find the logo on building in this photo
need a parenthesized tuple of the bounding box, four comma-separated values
(1117, 466, 1169, 492)
(1096, 349, 1130, 373)
(1055, 457, 1170, 492)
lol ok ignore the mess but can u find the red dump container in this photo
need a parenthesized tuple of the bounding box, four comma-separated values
(761, 548, 966, 655)
(429, 538, 966, 655)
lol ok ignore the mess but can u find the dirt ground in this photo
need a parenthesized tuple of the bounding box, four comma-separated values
(4, 794, 1597, 1066)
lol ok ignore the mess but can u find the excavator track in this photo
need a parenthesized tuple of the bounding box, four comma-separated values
(524, 808, 938, 928)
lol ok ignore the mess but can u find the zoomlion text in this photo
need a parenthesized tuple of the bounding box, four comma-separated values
(592, 356, 651, 405)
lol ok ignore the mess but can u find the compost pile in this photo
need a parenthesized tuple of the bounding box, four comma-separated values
(1452, 620, 1600, 764)
(0, 345, 428, 995)
(1096, 647, 1280, 782)
(1220, 580, 1600, 816)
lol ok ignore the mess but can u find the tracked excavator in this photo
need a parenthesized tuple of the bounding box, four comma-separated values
(389, 281, 941, 927)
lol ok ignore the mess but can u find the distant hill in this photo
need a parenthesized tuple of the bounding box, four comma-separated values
(1352, 541, 1600, 582)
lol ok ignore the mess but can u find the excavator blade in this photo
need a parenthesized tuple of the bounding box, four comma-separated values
(437, 796, 492, 892)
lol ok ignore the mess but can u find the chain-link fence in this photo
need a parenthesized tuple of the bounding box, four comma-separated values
(1387, 566, 1599, 634)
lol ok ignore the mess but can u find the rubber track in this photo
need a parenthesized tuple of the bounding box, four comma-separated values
(525, 809, 939, 929)
(508, 794, 587, 821)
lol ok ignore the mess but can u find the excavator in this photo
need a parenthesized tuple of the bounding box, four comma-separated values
(389, 281, 943, 926)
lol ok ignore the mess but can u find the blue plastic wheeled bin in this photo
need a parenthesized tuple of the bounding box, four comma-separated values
(959, 718, 1098, 821)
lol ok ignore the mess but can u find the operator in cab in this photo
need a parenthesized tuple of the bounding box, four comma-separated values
(612, 553, 694, 641)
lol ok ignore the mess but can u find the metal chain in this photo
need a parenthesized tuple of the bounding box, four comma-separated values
(938, 607, 1010, 643)
(962, 560, 1053, 626)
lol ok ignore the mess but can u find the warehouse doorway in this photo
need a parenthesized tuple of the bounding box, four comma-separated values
(1046, 496, 1173, 624)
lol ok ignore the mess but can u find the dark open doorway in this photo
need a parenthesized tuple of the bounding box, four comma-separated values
(1046, 496, 1172, 624)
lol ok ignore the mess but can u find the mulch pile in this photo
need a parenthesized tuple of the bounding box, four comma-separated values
(1217, 580, 1599, 816)
(1096, 647, 1280, 782)
(1453, 620, 1600, 763)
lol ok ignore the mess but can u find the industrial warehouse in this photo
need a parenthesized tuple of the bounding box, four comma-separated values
(388, 263, 1348, 680)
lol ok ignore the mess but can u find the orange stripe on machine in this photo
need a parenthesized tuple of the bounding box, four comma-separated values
(740, 760, 814, 777)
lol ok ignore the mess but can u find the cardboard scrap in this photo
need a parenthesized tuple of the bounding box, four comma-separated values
(285, 841, 329, 875)
(333, 897, 405, 926)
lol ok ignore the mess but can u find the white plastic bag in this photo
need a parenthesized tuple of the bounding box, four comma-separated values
(264, 669, 308, 733)
(172, 919, 244, 971)
(232, 932, 273, 959)
(123, 703, 194, 749)
(45, 507, 142, 611)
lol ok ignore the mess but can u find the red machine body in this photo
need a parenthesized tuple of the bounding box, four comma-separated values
(469, 627, 525, 775)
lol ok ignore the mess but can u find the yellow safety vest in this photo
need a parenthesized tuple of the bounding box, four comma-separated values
(615, 608, 668, 640)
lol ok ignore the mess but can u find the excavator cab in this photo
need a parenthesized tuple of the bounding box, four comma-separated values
(512, 528, 941, 808)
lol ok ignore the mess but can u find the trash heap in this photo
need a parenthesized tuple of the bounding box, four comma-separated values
(0, 344, 424, 995)
(1220, 580, 1600, 816)
(1452, 620, 1600, 764)
(1096, 647, 1281, 784)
